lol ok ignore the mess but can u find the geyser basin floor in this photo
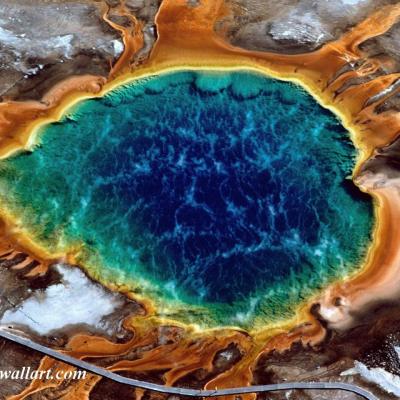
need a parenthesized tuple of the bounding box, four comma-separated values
(0, 70, 374, 328)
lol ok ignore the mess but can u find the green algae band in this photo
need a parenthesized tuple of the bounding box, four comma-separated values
(0, 71, 373, 327)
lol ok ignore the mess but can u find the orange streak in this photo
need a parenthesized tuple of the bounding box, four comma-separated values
(102, 0, 145, 77)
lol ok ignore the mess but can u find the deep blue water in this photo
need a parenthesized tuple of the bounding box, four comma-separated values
(0, 70, 373, 324)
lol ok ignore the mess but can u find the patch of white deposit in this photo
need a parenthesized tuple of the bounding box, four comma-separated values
(49, 34, 74, 58)
(112, 39, 124, 57)
(1, 264, 122, 335)
(269, 11, 332, 45)
(342, 361, 400, 397)
(395, 346, 400, 361)
(339, 0, 369, 5)
(0, 26, 75, 59)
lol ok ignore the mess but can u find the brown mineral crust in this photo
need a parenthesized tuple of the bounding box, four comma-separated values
(90, 376, 147, 400)
(0, 338, 43, 399)
(360, 20, 400, 70)
(0, 0, 121, 102)
(0, 252, 62, 322)
(361, 135, 400, 178)
(0, 0, 160, 103)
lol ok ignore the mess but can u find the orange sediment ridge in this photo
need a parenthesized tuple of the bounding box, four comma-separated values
(0, 74, 106, 160)
(3, 1, 400, 398)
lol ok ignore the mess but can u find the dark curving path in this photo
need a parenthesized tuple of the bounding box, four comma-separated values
(0, 329, 379, 400)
